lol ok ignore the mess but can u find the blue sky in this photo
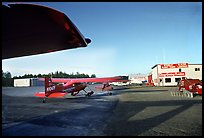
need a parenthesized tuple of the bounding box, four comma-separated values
(2, 2, 202, 77)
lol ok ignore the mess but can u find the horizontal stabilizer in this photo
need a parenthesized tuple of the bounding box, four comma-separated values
(48, 92, 67, 98)
(35, 92, 66, 98)
(34, 92, 45, 98)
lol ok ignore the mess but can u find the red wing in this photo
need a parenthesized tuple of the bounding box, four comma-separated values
(2, 3, 91, 59)
(46, 76, 129, 83)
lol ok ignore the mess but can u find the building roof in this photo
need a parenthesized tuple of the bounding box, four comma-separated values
(151, 63, 202, 69)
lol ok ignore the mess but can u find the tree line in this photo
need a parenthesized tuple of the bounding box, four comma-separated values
(2, 70, 96, 87)
(2, 70, 13, 87)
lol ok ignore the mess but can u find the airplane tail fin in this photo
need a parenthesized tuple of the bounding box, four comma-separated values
(45, 77, 56, 97)
(35, 77, 67, 100)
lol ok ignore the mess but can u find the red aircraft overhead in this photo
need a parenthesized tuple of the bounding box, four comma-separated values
(2, 3, 91, 59)
(35, 76, 129, 103)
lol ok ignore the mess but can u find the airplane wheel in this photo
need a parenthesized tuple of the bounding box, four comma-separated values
(87, 91, 94, 97)
(89, 93, 92, 96)
(43, 99, 46, 103)
(109, 92, 112, 95)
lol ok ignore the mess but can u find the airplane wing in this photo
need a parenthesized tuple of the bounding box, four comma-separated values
(2, 3, 91, 59)
(39, 76, 129, 84)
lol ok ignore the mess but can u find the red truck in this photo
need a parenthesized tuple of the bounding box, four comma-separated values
(171, 79, 202, 98)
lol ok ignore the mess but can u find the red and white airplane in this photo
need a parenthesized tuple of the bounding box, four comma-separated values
(35, 76, 129, 103)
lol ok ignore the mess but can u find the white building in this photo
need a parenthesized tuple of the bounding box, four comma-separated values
(109, 81, 130, 86)
(151, 63, 202, 86)
(128, 73, 148, 85)
(14, 78, 31, 87)
(14, 78, 44, 87)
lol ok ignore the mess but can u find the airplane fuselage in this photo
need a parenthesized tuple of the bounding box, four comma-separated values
(46, 82, 87, 96)
(35, 82, 87, 98)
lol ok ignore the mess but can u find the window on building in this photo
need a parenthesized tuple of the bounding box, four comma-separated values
(175, 78, 181, 82)
(165, 78, 171, 83)
(175, 78, 181, 85)
(179, 69, 181, 72)
(195, 68, 200, 71)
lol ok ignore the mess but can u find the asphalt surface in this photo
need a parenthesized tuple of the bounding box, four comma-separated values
(2, 85, 202, 136)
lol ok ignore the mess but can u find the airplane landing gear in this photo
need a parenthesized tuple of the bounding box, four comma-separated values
(42, 97, 47, 103)
(83, 88, 94, 97)
(86, 91, 94, 97)
(107, 92, 112, 96)
(43, 99, 46, 103)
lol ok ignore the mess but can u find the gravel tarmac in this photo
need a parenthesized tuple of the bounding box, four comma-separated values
(2, 85, 202, 136)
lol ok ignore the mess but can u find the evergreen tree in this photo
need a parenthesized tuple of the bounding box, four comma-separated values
(91, 74, 96, 78)
(2, 70, 13, 87)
